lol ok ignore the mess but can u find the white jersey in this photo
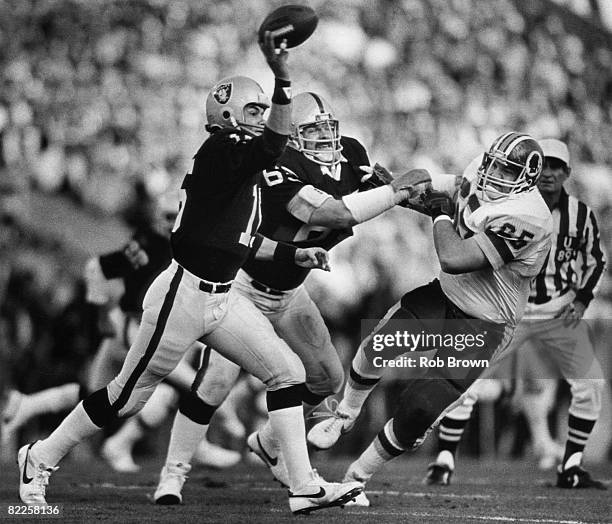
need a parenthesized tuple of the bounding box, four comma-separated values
(440, 157, 553, 327)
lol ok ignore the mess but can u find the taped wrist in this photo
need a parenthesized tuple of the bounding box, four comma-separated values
(342, 185, 395, 224)
(431, 174, 459, 194)
(272, 78, 291, 105)
(433, 215, 453, 225)
(273, 242, 297, 264)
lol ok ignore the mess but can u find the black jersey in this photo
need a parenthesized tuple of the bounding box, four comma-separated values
(99, 228, 172, 314)
(171, 128, 285, 282)
(243, 136, 369, 290)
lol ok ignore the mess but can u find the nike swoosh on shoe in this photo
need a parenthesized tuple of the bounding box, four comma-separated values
(22, 443, 35, 484)
(256, 434, 278, 466)
(289, 487, 326, 499)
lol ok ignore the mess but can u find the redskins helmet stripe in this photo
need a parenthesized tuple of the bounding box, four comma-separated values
(487, 132, 534, 170)
(476, 132, 543, 201)
(205, 76, 270, 136)
(491, 132, 527, 156)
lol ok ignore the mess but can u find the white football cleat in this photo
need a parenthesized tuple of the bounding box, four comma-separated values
(288, 474, 363, 515)
(101, 438, 140, 473)
(154, 462, 191, 505)
(18, 443, 58, 505)
(343, 490, 371, 507)
(193, 438, 241, 469)
(307, 405, 356, 450)
(342, 463, 371, 506)
(247, 431, 290, 487)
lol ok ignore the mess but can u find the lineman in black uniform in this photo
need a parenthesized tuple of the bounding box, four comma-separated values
(18, 34, 363, 515)
(153, 91, 426, 497)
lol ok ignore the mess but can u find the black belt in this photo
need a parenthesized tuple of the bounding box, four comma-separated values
(198, 280, 232, 294)
(251, 279, 285, 296)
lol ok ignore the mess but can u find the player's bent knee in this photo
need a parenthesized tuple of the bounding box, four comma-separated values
(117, 398, 147, 419)
(179, 391, 218, 425)
(306, 360, 344, 398)
(107, 382, 158, 419)
(82, 387, 119, 427)
(267, 384, 305, 412)
(570, 379, 605, 417)
(266, 351, 306, 391)
(392, 379, 463, 448)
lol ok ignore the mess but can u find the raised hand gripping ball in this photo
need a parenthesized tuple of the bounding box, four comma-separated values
(258, 5, 318, 49)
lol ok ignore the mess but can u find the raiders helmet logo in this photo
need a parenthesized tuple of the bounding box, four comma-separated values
(213, 82, 232, 104)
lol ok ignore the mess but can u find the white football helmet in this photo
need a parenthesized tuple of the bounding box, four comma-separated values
(476, 132, 543, 201)
(205, 76, 270, 136)
(290, 92, 343, 167)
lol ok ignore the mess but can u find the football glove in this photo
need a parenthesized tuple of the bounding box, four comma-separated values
(420, 189, 455, 221)
(359, 163, 394, 190)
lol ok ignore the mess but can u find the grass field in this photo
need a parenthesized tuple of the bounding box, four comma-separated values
(0, 453, 610, 523)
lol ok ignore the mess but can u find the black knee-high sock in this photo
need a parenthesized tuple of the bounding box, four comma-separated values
(563, 414, 596, 467)
(438, 415, 470, 456)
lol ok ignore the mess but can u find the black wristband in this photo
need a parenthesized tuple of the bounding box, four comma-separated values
(272, 78, 291, 105)
(273, 242, 297, 264)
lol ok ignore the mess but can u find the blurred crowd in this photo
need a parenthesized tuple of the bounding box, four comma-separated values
(1, 0, 612, 458)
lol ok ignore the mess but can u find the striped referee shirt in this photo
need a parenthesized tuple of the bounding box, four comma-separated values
(526, 188, 606, 317)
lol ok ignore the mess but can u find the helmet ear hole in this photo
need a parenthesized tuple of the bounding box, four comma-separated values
(222, 110, 231, 119)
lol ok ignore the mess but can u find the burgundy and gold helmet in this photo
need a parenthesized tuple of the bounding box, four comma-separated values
(477, 132, 543, 201)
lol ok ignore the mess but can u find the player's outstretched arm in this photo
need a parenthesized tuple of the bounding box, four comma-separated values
(422, 191, 490, 274)
(291, 168, 431, 228)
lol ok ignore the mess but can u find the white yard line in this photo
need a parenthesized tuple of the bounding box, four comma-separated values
(274, 508, 600, 524)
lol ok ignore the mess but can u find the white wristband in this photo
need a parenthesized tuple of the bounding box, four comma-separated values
(431, 174, 459, 194)
(342, 185, 395, 224)
(433, 215, 453, 225)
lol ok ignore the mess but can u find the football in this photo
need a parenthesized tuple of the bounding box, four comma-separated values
(258, 5, 318, 49)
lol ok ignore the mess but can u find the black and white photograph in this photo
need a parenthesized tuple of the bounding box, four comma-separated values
(1, 1, 611, 522)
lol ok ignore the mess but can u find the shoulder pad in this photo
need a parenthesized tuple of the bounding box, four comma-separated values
(340, 135, 368, 163)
